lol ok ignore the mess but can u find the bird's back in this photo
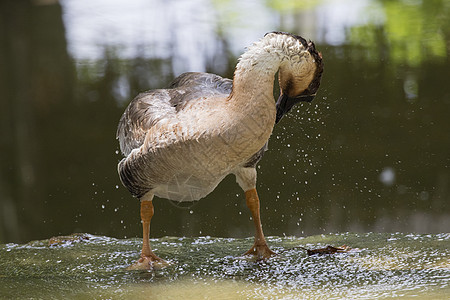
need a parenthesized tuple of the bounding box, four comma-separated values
(117, 72, 232, 157)
(117, 72, 235, 200)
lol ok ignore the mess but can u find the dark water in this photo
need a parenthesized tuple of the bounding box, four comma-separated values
(1, 0, 449, 246)
(1, 233, 449, 298)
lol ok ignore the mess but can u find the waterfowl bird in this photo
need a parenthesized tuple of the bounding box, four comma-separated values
(117, 32, 323, 270)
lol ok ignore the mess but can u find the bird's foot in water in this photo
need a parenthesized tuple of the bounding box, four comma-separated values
(127, 253, 169, 270)
(244, 242, 276, 261)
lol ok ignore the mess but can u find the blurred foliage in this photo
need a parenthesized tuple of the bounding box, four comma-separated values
(349, 0, 449, 66)
(1, 0, 449, 244)
(266, 0, 323, 12)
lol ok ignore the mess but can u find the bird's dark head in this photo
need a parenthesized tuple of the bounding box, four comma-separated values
(267, 32, 324, 123)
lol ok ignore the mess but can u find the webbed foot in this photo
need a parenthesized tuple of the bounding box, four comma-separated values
(127, 253, 169, 270)
(244, 242, 276, 260)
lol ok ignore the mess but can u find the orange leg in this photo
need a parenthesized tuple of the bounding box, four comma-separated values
(127, 199, 168, 270)
(244, 188, 276, 259)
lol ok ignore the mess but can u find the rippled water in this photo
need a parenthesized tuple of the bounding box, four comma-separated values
(1, 233, 449, 299)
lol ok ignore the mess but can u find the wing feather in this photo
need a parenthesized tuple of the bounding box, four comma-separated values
(116, 72, 232, 156)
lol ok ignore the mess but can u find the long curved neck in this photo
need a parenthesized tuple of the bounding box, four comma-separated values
(220, 36, 292, 156)
(230, 38, 284, 109)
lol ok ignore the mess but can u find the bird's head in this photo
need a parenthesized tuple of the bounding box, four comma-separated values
(267, 32, 323, 123)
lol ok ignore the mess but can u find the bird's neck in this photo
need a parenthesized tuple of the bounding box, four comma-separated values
(230, 39, 283, 109)
(227, 37, 289, 143)
(216, 38, 289, 160)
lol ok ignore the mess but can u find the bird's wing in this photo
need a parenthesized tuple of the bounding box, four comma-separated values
(116, 72, 233, 156)
(169, 72, 232, 93)
(168, 72, 232, 111)
(116, 89, 175, 156)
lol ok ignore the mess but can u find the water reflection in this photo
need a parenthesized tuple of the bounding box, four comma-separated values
(0, 0, 449, 244)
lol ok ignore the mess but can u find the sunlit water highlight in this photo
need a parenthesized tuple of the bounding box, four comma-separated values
(1, 233, 449, 299)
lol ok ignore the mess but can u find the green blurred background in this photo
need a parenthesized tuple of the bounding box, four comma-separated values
(1, 0, 449, 243)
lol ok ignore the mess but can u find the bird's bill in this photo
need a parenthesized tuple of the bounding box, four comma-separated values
(275, 92, 316, 124)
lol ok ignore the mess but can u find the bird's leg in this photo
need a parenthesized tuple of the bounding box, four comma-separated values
(127, 198, 168, 270)
(244, 188, 276, 260)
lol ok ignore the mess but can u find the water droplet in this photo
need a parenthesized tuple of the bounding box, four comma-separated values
(380, 167, 395, 186)
(419, 191, 429, 201)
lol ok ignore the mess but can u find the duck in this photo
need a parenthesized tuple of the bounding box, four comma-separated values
(117, 31, 323, 270)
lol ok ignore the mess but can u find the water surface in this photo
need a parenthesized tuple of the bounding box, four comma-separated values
(1, 233, 449, 299)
